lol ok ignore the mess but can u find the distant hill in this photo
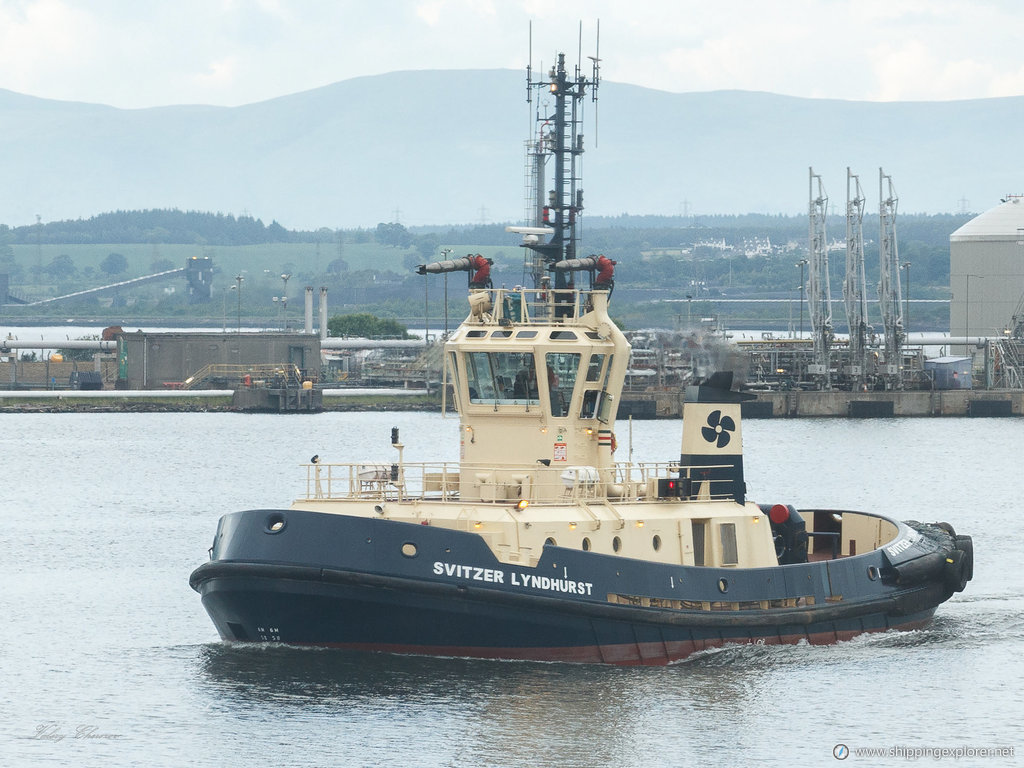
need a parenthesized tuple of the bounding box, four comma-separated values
(0, 70, 1018, 229)
(4, 209, 294, 245)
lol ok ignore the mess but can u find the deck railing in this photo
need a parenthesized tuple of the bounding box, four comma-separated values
(299, 459, 735, 504)
(471, 287, 606, 326)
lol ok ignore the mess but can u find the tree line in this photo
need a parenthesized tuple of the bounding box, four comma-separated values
(0, 208, 968, 312)
(1, 209, 296, 246)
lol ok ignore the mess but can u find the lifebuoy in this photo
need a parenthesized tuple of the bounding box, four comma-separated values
(610, 433, 617, 453)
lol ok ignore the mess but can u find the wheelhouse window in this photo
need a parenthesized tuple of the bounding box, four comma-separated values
(465, 352, 539, 405)
(545, 352, 581, 417)
(578, 353, 613, 420)
(580, 389, 601, 419)
(447, 352, 461, 402)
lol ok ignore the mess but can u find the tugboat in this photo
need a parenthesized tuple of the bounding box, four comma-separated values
(190, 52, 974, 665)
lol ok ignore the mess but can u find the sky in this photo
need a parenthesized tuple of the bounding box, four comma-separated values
(1, 0, 1023, 109)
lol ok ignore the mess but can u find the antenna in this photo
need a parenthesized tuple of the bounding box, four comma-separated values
(526, 20, 532, 105)
(578, 20, 583, 74)
(589, 19, 601, 145)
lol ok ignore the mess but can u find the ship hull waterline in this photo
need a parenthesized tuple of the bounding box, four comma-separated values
(191, 559, 948, 666)
(192, 565, 942, 667)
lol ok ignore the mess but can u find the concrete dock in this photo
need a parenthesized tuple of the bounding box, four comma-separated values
(0, 387, 1020, 416)
(619, 388, 1022, 418)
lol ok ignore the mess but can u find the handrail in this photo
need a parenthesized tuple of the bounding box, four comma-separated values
(470, 287, 604, 326)
(181, 363, 304, 390)
(299, 459, 736, 504)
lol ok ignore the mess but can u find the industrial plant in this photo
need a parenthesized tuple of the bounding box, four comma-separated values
(4, 176, 1024, 416)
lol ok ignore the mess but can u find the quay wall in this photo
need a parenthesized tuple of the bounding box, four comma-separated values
(620, 389, 1024, 418)
(756, 390, 1023, 417)
(0, 378, 1021, 416)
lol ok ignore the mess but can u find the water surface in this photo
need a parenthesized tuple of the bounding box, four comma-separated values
(2, 413, 1019, 766)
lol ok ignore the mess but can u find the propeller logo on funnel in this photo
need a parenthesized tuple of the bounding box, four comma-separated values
(701, 409, 735, 449)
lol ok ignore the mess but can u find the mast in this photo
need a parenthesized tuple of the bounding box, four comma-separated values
(878, 168, 904, 388)
(520, 124, 550, 287)
(807, 168, 833, 389)
(843, 168, 868, 390)
(513, 45, 600, 291)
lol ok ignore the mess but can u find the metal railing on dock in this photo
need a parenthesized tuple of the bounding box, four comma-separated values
(181, 363, 305, 390)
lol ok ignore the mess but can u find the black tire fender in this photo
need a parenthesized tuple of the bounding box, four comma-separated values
(944, 548, 969, 593)
(954, 535, 974, 583)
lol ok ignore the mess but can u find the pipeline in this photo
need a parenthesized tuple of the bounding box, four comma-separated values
(0, 339, 118, 351)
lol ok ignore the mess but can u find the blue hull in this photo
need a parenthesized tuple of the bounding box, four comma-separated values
(190, 508, 959, 665)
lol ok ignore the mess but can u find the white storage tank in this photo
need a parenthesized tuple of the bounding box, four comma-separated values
(949, 196, 1024, 345)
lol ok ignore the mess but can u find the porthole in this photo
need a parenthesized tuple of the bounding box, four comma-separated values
(612, 536, 622, 553)
(867, 565, 879, 581)
(545, 537, 557, 546)
(264, 512, 287, 534)
(401, 542, 418, 558)
(718, 578, 729, 593)
(652, 535, 662, 552)
(582, 537, 591, 551)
